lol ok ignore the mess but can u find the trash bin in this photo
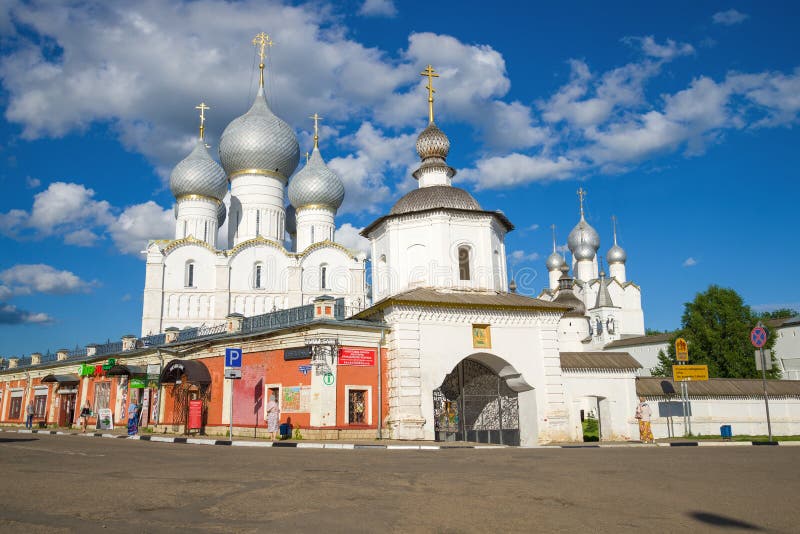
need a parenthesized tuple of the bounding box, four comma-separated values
(279, 423, 291, 440)
(720, 425, 732, 440)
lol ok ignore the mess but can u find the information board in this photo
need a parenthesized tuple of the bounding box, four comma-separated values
(338, 347, 376, 366)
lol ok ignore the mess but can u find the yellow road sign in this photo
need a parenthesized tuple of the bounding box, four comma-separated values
(673, 365, 708, 382)
(675, 337, 689, 362)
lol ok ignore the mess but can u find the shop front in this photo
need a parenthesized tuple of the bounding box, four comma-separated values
(41, 374, 80, 427)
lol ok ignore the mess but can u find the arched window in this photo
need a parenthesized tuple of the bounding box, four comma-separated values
(320, 264, 328, 289)
(185, 261, 195, 288)
(458, 246, 471, 281)
(254, 263, 263, 289)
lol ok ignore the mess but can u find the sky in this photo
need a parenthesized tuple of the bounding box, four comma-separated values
(0, 0, 798, 356)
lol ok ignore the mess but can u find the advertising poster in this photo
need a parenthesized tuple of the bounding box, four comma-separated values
(338, 347, 376, 366)
(188, 399, 203, 430)
(97, 408, 114, 430)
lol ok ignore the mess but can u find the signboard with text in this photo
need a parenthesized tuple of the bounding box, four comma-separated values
(338, 347, 376, 366)
(673, 365, 709, 382)
(188, 399, 203, 430)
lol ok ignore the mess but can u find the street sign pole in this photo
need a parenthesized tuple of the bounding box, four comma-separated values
(760, 347, 773, 442)
(229, 377, 234, 441)
(751, 323, 772, 442)
(224, 348, 243, 441)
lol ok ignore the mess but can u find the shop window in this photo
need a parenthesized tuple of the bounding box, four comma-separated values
(9, 397, 22, 419)
(94, 382, 111, 411)
(458, 246, 471, 281)
(348, 389, 367, 424)
(34, 394, 47, 418)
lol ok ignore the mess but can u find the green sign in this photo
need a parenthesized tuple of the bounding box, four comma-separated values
(129, 378, 146, 389)
(322, 373, 335, 386)
(79, 364, 94, 377)
(101, 358, 117, 371)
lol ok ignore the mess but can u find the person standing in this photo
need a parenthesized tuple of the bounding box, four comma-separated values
(80, 401, 92, 433)
(25, 401, 34, 429)
(266, 394, 280, 440)
(635, 396, 654, 444)
(127, 400, 139, 436)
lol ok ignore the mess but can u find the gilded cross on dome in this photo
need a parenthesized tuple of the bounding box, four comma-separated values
(252, 32, 273, 88)
(577, 187, 587, 219)
(309, 113, 323, 148)
(420, 64, 440, 123)
(195, 102, 210, 140)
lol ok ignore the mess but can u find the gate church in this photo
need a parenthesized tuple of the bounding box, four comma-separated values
(139, 41, 643, 445)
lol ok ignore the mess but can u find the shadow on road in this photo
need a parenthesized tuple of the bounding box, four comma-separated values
(689, 511, 763, 530)
(0, 437, 39, 443)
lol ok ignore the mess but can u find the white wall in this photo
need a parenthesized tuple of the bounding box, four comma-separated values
(774, 323, 800, 379)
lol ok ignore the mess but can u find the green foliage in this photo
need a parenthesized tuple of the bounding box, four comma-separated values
(582, 416, 599, 442)
(293, 427, 303, 440)
(660, 285, 779, 379)
(757, 308, 798, 320)
(645, 328, 668, 335)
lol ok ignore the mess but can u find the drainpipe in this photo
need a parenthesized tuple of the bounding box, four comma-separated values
(377, 328, 385, 440)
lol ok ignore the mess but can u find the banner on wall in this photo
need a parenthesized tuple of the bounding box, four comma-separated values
(188, 399, 203, 430)
(338, 348, 376, 366)
(97, 408, 113, 430)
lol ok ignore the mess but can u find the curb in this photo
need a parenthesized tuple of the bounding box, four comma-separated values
(1, 428, 796, 448)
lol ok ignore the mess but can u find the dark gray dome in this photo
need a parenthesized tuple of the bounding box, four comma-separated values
(287, 147, 344, 210)
(169, 140, 228, 201)
(216, 201, 226, 227)
(390, 185, 481, 215)
(218, 87, 299, 181)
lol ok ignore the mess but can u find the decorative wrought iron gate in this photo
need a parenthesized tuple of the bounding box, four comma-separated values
(433, 359, 520, 446)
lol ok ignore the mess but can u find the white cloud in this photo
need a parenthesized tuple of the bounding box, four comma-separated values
(628, 36, 695, 60)
(0, 264, 96, 296)
(0, 181, 173, 256)
(712, 9, 749, 26)
(0, 302, 52, 324)
(682, 257, 697, 267)
(460, 153, 580, 188)
(358, 0, 397, 17)
(25, 176, 41, 188)
(509, 250, 540, 264)
(334, 223, 371, 257)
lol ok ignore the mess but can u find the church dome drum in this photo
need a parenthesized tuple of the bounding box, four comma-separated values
(169, 140, 228, 202)
(218, 88, 300, 182)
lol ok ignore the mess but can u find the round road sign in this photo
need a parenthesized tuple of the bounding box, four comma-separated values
(323, 372, 335, 386)
(751, 326, 767, 348)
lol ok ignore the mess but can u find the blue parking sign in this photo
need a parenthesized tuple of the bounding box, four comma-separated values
(225, 348, 242, 368)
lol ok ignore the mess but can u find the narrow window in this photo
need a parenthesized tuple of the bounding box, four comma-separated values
(310, 226, 315, 243)
(203, 221, 208, 242)
(320, 265, 328, 289)
(9, 397, 22, 419)
(94, 382, 111, 411)
(186, 262, 195, 287)
(255, 210, 260, 236)
(348, 389, 367, 424)
(183, 220, 188, 238)
(254, 264, 262, 289)
(34, 393, 47, 418)
(458, 246, 471, 281)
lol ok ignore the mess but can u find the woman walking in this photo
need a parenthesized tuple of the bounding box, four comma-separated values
(127, 400, 140, 436)
(79, 401, 92, 433)
(266, 394, 280, 440)
(635, 396, 654, 444)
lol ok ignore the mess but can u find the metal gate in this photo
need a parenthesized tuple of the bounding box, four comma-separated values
(433, 359, 520, 445)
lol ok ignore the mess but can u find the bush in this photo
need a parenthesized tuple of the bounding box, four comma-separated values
(583, 417, 599, 442)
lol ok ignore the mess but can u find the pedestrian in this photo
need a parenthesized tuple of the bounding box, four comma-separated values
(25, 400, 34, 429)
(635, 396, 654, 444)
(127, 400, 139, 436)
(266, 394, 279, 440)
(80, 401, 92, 433)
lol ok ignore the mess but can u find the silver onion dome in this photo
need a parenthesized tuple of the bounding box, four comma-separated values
(546, 251, 566, 271)
(573, 243, 595, 261)
(607, 244, 627, 264)
(287, 147, 345, 210)
(285, 204, 297, 236)
(218, 87, 300, 182)
(567, 218, 600, 256)
(169, 140, 228, 201)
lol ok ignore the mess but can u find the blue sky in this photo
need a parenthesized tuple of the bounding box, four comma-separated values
(0, 1, 798, 356)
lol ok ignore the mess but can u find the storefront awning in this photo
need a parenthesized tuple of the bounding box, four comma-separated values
(105, 364, 147, 377)
(159, 359, 211, 385)
(41, 374, 80, 386)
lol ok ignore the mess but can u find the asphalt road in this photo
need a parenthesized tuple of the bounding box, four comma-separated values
(0, 435, 797, 533)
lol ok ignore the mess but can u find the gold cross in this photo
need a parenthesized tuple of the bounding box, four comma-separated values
(577, 187, 587, 218)
(309, 113, 323, 148)
(420, 64, 440, 123)
(195, 102, 210, 140)
(252, 32, 273, 87)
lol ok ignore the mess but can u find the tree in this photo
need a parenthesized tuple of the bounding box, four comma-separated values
(650, 285, 779, 379)
(757, 308, 798, 320)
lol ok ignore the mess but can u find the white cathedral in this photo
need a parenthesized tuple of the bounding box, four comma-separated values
(141, 45, 367, 335)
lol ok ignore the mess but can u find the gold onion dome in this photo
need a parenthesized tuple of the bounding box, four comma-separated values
(218, 86, 300, 182)
(288, 146, 345, 210)
(169, 139, 228, 202)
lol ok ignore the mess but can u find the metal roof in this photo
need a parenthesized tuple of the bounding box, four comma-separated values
(636, 377, 800, 397)
(604, 333, 673, 348)
(560, 352, 642, 370)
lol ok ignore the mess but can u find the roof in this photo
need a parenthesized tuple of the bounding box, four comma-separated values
(764, 316, 800, 328)
(604, 332, 673, 349)
(560, 352, 642, 370)
(636, 377, 800, 397)
(159, 359, 212, 385)
(40, 374, 80, 385)
(355, 287, 569, 318)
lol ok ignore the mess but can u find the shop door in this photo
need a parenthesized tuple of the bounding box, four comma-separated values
(433, 359, 520, 446)
(58, 394, 76, 427)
